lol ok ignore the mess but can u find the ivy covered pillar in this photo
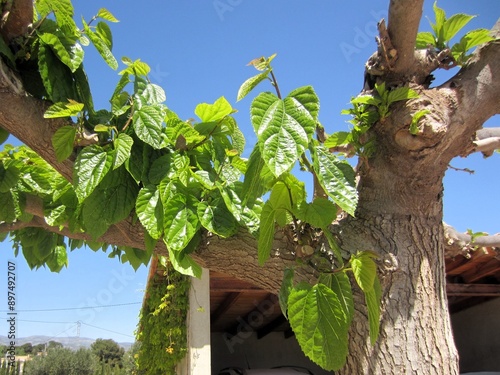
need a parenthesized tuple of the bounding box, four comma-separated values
(177, 268, 212, 374)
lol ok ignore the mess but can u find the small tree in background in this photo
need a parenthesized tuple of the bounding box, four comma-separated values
(91, 339, 125, 369)
(23, 347, 97, 375)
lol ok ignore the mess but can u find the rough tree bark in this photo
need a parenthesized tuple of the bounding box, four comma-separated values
(0, 0, 499, 374)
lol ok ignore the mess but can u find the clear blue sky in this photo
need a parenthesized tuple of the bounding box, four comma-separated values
(0, 0, 499, 344)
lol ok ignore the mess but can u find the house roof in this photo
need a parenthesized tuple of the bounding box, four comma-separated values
(145, 245, 500, 337)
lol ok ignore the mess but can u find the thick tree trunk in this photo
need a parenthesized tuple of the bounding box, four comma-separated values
(337, 214, 458, 374)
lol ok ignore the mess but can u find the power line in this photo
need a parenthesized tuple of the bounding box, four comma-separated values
(1, 318, 135, 339)
(0, 301, 142, 313)
(81, 322, 135, 339)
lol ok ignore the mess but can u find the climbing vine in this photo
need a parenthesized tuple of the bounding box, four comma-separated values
(136, 259, 190, 374)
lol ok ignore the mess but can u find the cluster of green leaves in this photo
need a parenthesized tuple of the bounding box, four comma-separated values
(136, 261, 189, 374)
(0, 1, 381, 370)
(416, 2, 495, 65)
(278, 250, 380, 371)
(237, 57, 381, 371)
(328, 82, 419, 158)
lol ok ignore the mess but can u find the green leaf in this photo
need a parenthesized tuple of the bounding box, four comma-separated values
(288, 283, 349, 371)
(167, 246, 202, 278)
(195, 96, 233, 122)
(52, 125, 76, 162)
(46, 245, 68, 273)
(122, 247, 151, 270)
(133, 105, 164, 149)
(365, 276, 382, 345)
(197, 198, 239, 238)
(140, 84, 166, 105)
(0, 192, 16, 222)
(38, 32, 84, 73)
(0, 34, 15, 65)
(432, 1, 446, 45)
(312, 145, 358, 216)
(269, 181, 292, 226)
(74, 145, 113, 202)
(163, 193, 200, 252)
(38, 43, 77, 102)
(44, 101, 84, 118)
(279, 268, 294, 318)
(460, 29, 494, 51)
(319, 272, 354, 326)
(237, 71, 270, 101)
(97, 8, 119, 22)
(416, 31, 437, 49)
(451, 29, 494, 64)
(0, 128, 9, 146)
(82, 167, 138, 239)
(324, 132, 351, 148)
(82, 18, 118, 70)
(443, 13, 475, 43)
(258, 201, 276, 265)
(74, 66, 95, 114)
(351, 251, 378, 292)
(96, 21, 113, 49)
(35, 0, 76, 31)
(387, 87, 419, 105)
(286, 85, 320, 123)
(0, 165, 20, 193)
(295, 198, 337, 229)
(351, 95, 382, 106)
(112, 133, 133, 169)
(409, 109, 431, 135)
(251, 92, 308, 177)
(44, 205, 67, 227)
(242, 145, 274, 207)
(136, 186, 163, 240)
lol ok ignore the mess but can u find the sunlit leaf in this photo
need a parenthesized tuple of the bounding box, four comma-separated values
(279, 268, 294, 318)
(112, 133, 133, 169)
(97, 8, 119, 22)
(82, 18, 118, 69)
(38, 32, 84, 73)
(195, 96, 233, 122)
(82, 167, 138, 239)
(288, 283, 349, 371)
(133, 105, 164, 149)
(257, 200, 275, 265)
(237, 71, 270, 102)
(136, 185, 163, 240)
(74, 145, 113, 202)
(294, 198, 337, 229)
(251, 92, 308, 177)
(44, 101, 84, 118)
(163, 194, 200, 251)
(351, 251, 378, 292)
(443, 13, 475, 42)
(197, 198, 239, 238)
(319, 272, 354, 325)
(312, 145, 357, 216)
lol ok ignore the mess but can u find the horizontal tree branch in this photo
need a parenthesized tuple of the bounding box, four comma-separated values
(444, 223, 500, 258)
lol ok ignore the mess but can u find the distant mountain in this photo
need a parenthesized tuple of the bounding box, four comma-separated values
(0, 336, 133, 351)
